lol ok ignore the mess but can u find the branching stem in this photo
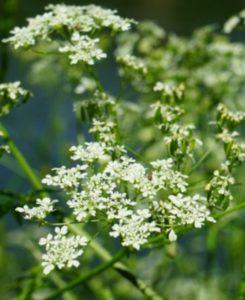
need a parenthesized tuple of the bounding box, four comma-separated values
(45, 249, 125, 300)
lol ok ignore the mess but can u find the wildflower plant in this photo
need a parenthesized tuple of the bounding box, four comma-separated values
(1, 3, 244, 300)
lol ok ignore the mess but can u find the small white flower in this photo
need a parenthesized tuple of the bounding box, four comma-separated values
(70, 142, 110, 163)
(3, 27, 36, 49)
(168, 229, 177, 242)
(217, 103, 244, 126)
(15, 197, 57, 220)
(153, 82, 185, 99)
(39, 226, 88, 274)
(151, 159, 188, 193)
(0, 81, 29, 100)
(206, 166, 235, 206)
(59, 33, 107, 65)
(3, 4, 134, 50)
(42, 165, 87, 190)
(162, 193, 215, 228)
(117, 54, 147, 74)
(224, 16, 240, 33)
(110, 209, 160, 250)
(75, 77, 97, 94)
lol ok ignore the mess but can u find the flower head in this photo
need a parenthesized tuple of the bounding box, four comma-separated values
(16, 197, 57, 220)
(39, 226, 88, 274)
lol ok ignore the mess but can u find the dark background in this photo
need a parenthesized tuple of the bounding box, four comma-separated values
(6, 0, 245, 34)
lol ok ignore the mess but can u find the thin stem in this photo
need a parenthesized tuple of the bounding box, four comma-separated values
(0, 189, 26, 200)
(29, 49, 61, 56)
(188, 149, 211, 175)
(238, 263, 245, 299)
(70, 224, 164, 300)
(0, 122, 42, 190)
(45, 249, 126, 300)
(125, 145, 148, 163)
(25, 240, 76, 300)
(215, 202, 245, 219)
(0, 123, 76, 299)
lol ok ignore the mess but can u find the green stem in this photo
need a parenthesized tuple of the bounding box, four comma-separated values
(70, 224, 164, 300)
(86, 280, 115, 300)
(24, 240, 76, 300)
(188, 149, 211, 175)
(45, 249, 125, 300)
(0, 122, 42, 190)
(0, 123, 75, 300)
(239, 263, 245, 300)
(215, 202, 245, 219)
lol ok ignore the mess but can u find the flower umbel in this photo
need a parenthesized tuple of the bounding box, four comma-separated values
(0, 82, 30, 116)
(39, 226, 88, 274)
(15, 197, 57, 220)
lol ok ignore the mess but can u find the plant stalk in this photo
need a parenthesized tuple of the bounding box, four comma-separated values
(45, 249, 125, 300)
(0, 122, 42, 190)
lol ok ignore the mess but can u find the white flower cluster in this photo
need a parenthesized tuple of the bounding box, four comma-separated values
(150, 159, 188, 193)
(70, 119, 125, 164)
(42, 165, 88, 190)
(3, 4, 133, 65)
(164, 124, 202, 160)
(216, 104, 245, 164)
(15, 197, 57, 220)
(161, 194, 215, 228)
(224, 9, 245, 33)
(105, 156, 147, 186)
(0, 82, 29, 117)
(75, 77, 97, 95)
(67, 173, 133, 222)
(103, 156, 188, 202)
(217, 130, 245, 163)
(84, 5, 134, 31)
(206, 104, 244, 210)
(117, 54, 147, 74)
(209, 41, 244, 56)
(110, 209, 160, 250)
(217, 103, 245, 128)
(70, 142, 109, 163)
(151, 82, 201, 163)
(153, 82, 185, 100)
(5, 3, 245, 280)
(40, 120, 214, 250)
(151, 101, 184, 130)
(0, 81, 28, 100)
(39, 226, 88, 274)
(217, 129, 239, 144)
(0, 81, 30, 116)
(3, 26, 36, 49)
(89, 118, 117, 145)
(59, 33, 106, 65)
(206, 165, 235, 208)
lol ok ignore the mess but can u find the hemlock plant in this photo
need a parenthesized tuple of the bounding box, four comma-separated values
(0, 3, 244, 299)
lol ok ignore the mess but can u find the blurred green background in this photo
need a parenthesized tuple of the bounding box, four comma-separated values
(0, 1, 244, 299)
